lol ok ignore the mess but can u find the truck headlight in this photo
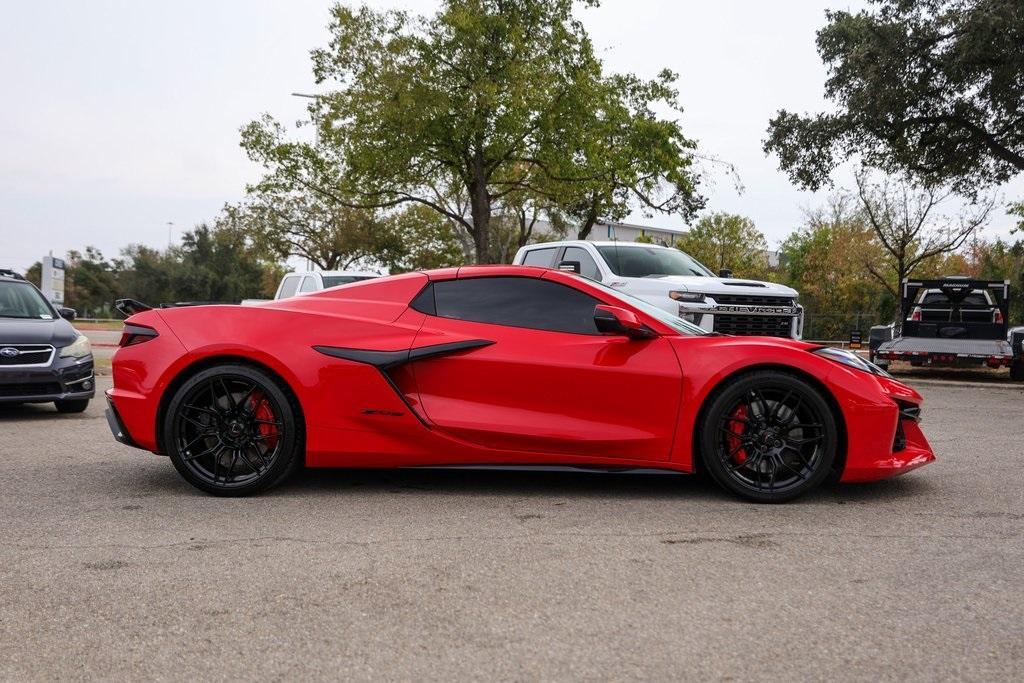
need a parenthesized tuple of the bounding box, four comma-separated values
(670, 291, 705, 303)
(59, 335, 92, 359)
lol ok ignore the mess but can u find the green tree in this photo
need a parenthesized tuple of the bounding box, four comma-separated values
(553, 72, 704, 239)
(24, 248, 119, 318)
(224, 192, 402, 271)
(854, 172, 992, 298)
(675, 213, 769, 279)
(765, 0, 1024, 194)
(242, 0, 703, 263)
(383, 204, 466, 272)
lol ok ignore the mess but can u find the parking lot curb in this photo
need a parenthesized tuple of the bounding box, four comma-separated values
(903, 378, 1024, 391)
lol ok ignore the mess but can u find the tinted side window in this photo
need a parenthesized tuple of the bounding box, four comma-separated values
(433, 277, 600, 334)
(521, 247, 557, 267)
(563, 247, 602, 281)
(299, 276, 318, 293)
(278, 276, 301, 299)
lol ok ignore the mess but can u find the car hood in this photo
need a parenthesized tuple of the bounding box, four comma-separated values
(0, 318, 79, 347)
(628, 275, 798, 298)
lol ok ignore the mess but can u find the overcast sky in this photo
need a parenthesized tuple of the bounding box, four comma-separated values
(2, 0, 1021, 273)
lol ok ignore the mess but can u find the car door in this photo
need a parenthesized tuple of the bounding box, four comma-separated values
(407, 273, 682, 462)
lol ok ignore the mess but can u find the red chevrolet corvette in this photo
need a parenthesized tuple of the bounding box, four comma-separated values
(105, 266, 934, 502)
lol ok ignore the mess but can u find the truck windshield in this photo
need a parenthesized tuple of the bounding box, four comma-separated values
(322, 275, 377, 288)
(585, 278, 708, 336)
(596, 245, 716, 278)
(0, 281, 56, 319)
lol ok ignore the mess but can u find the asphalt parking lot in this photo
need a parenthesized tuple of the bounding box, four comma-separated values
(1, 377, 1022, 681)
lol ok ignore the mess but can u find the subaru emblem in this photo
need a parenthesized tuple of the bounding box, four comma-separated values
(0, 347, 19, 358)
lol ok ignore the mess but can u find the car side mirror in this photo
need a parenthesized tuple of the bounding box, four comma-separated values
(58, 307, 77, 321)
(557, 260, 581, 274)
(718, 268, 732, 278)
(594, 304, 657, 340)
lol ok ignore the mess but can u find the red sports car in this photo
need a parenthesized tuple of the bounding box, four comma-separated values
(105, 266, 934, 502)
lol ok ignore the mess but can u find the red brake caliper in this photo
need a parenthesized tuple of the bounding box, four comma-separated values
(726, 404, 748, 464)
(249, 391, 279, 450)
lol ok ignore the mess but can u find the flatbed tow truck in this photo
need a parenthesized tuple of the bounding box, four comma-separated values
(869, 277, 1024, 381)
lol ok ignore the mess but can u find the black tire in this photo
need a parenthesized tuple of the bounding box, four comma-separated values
(55, 399, 90, 413)
(699, 370, 838, 503)
(162, 364, 303, 496)
(1011, 360, 1024, 382)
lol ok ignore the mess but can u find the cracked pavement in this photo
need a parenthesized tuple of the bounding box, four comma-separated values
(1, 377, 1022, 680)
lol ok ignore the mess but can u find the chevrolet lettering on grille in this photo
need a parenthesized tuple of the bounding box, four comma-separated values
(711, 305, 802, 316)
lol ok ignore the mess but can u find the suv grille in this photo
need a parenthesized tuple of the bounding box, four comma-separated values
(0, 382, 62, 397)
(0, 344, 54, 366)
(710, 295, 796, 338)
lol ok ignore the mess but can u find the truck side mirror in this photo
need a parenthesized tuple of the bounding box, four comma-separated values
(718, 268, 732, 278)
(557, 260, 581, 274)
(58, 307, 77, 321)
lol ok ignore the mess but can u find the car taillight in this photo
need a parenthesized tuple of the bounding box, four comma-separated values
(908, 307, 922, 322)
(994, 309, 1004, 324)
(119, 323, 159, 347)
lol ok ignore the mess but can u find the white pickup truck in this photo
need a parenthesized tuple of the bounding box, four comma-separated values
(512, 240, 803, 339)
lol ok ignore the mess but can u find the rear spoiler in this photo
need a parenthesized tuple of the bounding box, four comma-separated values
(114, 299, 152, 317)
(114, 298, 240, 318)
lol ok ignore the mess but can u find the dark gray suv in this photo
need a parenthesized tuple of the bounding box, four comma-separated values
(0, 270, 95, 412)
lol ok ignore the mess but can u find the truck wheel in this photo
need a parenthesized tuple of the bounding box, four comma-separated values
(1012, 361, 1024, 382)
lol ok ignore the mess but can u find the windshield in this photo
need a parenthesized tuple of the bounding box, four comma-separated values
(597, 245, 715, 278)
(0, 281, 56, 319)
(584, 278, 708, 336)
(322, 275, 377, 288)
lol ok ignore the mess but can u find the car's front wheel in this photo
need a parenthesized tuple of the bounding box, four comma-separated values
(163, 364, 303, 496)
(699, 370, 838, 503)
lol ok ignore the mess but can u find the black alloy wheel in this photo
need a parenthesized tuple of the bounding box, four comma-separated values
(163, 364, 302, 496)
(700, 370, 837, 503)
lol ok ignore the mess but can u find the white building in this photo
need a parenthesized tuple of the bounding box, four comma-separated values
(530, 218, 688, 246)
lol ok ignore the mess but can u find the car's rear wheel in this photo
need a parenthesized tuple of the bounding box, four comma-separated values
(699, 370, 838, 503)
(163, 364, 302, 496)
(55, 399, 90, 413)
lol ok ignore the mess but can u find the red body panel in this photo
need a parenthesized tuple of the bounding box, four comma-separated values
(107, 267, 934, 482)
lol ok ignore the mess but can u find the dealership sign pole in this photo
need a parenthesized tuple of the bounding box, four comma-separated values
(41, 255, 66, 305)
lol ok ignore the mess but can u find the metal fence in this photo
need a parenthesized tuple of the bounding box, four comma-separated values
(802, 312, 892, 343)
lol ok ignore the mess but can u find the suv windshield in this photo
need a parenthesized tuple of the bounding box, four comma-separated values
(597, 245, 715, 278)
(0, 281, 56, 319)
(585, 278, 708, 336)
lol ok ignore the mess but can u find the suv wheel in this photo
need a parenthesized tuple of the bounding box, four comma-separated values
(55, 399, 90, 413)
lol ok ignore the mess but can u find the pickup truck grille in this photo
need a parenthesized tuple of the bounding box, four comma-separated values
(712, 294, 795, 307)
(710, 295, 796, 337)
(713, 315, 793, 337)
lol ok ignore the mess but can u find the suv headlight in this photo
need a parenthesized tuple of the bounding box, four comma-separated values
(59, 335, 92, 359)
(670, 291, 705, 303)
(813, 347, 890, 378)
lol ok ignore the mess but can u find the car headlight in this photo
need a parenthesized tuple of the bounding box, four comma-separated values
(59, 335, 92, 359)
(813, 347, 891, 378)
(670, 291, 706, 303)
